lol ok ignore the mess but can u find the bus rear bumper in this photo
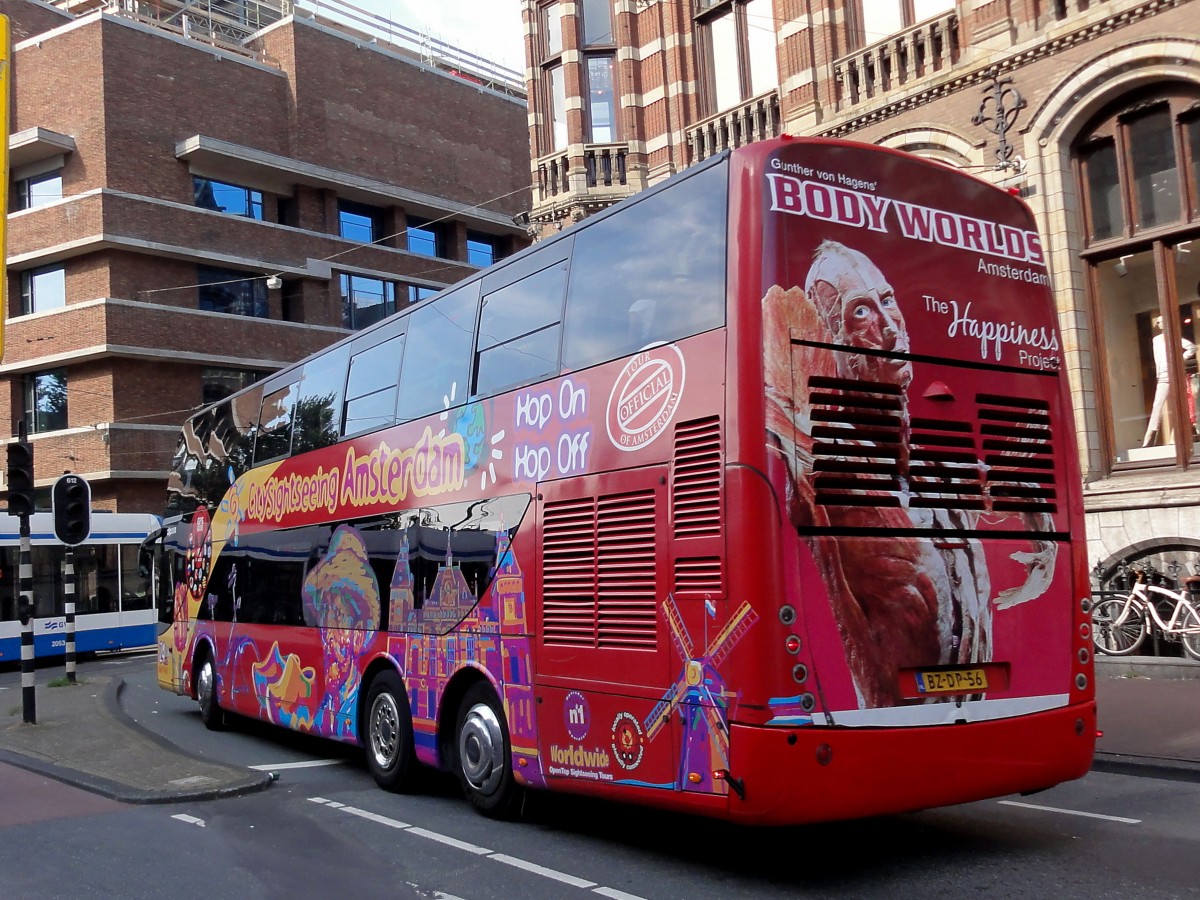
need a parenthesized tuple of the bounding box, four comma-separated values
(727, 700, 1096, 826)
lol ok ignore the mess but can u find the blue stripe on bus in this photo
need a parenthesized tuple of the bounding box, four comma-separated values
(0, 625, 156, 661)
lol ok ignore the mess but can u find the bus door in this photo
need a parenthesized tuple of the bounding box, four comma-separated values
(534, 466, 684, 791)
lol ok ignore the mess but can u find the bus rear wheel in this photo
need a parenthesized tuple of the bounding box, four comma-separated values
(454, 683, 521, 818)
(195, 652, 225, 731)
(364, 670, 417, 792)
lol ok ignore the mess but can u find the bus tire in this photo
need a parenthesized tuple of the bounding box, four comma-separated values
(364, 670, 417, 792)
(454, 682, 521, 818)
(196, 651, 225, 731)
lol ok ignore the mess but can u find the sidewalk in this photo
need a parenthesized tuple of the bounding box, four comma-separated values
(0, 675, 272, 803)
(1092, 655, 1200, 781)
(0, 660, 1197, 805)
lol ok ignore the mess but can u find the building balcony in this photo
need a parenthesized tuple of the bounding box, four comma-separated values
(832, 11, 959, 112)
(532, 142, 641, 223)
(686, 89, 781, 165)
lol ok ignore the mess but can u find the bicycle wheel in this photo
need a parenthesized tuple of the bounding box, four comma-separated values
(1091, 597, 1147, 656)
(1179, 602, 1200, 662)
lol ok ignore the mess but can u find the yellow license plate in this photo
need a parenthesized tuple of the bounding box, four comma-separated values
(916, 668, 988, 694)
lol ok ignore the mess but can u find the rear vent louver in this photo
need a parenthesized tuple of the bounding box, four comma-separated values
(977, 394, 1057, 513)
(807, 377, 1057, 517)
(542, 490, 658, 649)
(672, 416, 722, 538)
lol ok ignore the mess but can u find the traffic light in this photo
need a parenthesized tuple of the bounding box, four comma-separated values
(6, 440, 34, 518)
(52, 473, 91, 545)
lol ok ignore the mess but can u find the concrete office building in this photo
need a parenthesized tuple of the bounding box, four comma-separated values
(1, 0, 530, 514)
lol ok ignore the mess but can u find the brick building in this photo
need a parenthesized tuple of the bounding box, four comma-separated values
(522, 0, 1200, 587)
(1, 0, 530, 515)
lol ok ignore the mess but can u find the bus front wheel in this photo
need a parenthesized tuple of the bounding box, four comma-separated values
(364, 670, 417, 792)
(454, 683, 521, 818)
(195, 652, 225, 731)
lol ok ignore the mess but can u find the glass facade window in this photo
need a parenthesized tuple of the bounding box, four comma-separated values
(581, 0, 613, 45)
(19, 265, 66, 315)
(467, 232, 498, 267)
(408, 284, 439, 304)
(586, 56, 618, 143)
(193, 177, 263, 219)
(406, 218, 444, 257)
(549, 65, 569, 151)
(25, 369, 67, 434)
(1128, 108, 1182, 230)
(339, 200, 385, 243)
(198, 266, 268, 318)
(697, 0, 779, 115)
(13, 171, 62, 211)
(340, 273, 398, 330)
(1083, 141, 1123, 242)
(542, 1, 563, 57)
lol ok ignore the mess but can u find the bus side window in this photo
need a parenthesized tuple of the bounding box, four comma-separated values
(293, 344, 350, 454)
(473, 259, 568, 398)
(561, 159, 728, 370)
(343, 324, 406, 438)
(396, 283, 480, 422)
(253, 379, 298, 465)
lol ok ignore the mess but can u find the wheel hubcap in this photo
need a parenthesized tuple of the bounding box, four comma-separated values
(459, 702, 504, 795)
(197, 661, 214, 714)
(370, 692, 399, 769)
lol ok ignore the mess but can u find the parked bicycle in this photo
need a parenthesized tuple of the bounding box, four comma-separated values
(1092, 569, 1200, 660)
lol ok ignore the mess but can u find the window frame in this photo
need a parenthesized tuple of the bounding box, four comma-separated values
(13, 170, 63, 211)
(19, 264, 66, 315)
(193, 176, 264, 220)
(339, 272, 399, 330)
(24, 368, 68, 434)
(197, 265, 269, 319)
(693, 0, 777, 116)
(1073, 83, 1200, 473)
(338, 199, 386, 244)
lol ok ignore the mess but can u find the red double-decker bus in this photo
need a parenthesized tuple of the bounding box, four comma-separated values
(150, 136, 1095, 824)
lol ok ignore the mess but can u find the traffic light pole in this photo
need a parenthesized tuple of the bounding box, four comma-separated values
(64, 547, 76, 684)
(18, 511, 35, 724)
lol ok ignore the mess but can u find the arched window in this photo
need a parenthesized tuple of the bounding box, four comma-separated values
(1073, 83, 1200, 470)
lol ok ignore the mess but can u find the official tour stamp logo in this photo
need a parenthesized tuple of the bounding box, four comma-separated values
(605, 346, 685, 452)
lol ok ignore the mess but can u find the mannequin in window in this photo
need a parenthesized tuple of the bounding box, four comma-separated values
(1143, 315, 1196, 447)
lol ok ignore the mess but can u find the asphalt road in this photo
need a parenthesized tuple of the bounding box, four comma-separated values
(3, 652, 1200, 900)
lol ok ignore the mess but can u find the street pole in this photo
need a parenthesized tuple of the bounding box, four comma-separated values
(64, 546, 76, 684)
(18, 508, 35, 723)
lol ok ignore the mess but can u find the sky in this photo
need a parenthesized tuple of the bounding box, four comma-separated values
(357, 0, 526, 74)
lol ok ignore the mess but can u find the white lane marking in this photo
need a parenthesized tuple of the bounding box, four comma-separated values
(490, 854, 597, 888)
(172, 814, 206, 828)
(408, 826, 492, 855)
(249, 759, 345, 771)
(309, 797, 647, 898)
(998, 800, 1142, 824)
(341, 806, 410, 829)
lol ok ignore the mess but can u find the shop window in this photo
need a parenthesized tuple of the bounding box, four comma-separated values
(1074, 84, 1200, 470)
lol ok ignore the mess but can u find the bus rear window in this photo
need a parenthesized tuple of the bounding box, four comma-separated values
(561, 160, 727, 370)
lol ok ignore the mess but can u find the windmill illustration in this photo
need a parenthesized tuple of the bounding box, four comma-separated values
(643, 595, 759, 794)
